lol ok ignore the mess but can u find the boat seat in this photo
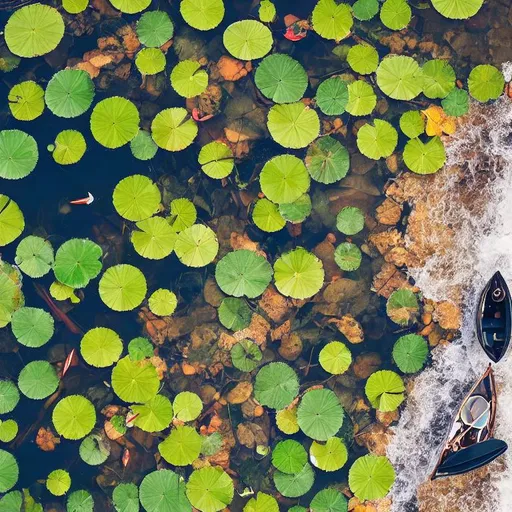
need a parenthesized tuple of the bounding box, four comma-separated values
(482, 318, 505, 330)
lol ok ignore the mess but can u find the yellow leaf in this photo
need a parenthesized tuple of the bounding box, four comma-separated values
(421, 105, 456, 137)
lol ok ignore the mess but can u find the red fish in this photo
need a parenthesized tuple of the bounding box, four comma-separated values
(284, 23, 308, 42)
(192, 108, 214, 122)
(70, 192, 94, 205)
(122, 448, 130, 468)
(126, 413, 139, 426)
(61, 349, 77, 378)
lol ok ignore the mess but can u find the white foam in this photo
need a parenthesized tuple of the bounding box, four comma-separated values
(387, 90, 512, 511)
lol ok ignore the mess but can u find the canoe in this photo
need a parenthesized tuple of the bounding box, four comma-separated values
(476, 271, 512, 363)
(431, 364, 507, 480)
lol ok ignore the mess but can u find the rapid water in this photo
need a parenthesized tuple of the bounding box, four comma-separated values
(387, 79, 512, 511)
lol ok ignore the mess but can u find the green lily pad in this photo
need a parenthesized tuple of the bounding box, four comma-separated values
(45, 69, 94, 118)
(18, 360, 58, 400)
(254, 362, 299, 410)
(53, 395, 96, 440)
(312, 0, 353, 42)
(131, 217, 177, 260)
(0, 130, 38, 180)
(376, 55, 423, 100)
(186, 467, 233, 512)
(305, 136, 350, 184)
(365, 370, 405, 412)
(252, 199, 286, 233)
(99, 264, 147, 312)
(223, 20, 272, 60)
(218, 297, 252, 331)
(180, 0, 225, 31)
(392, 334, 429, 373)
(15, 236, 54, 278)
(52, 130, 87, 165)
(151, 108, 198, 152)
(319, 341, 352, 375)
(137, 11, 174, 47)
(111, 357, 159, 403)
(159, 425, 202, 466)
(11, 307, 54, 348)
(336, 206, 365, 235)
(348, 454, 395, 500)
(171, 60, 208, 98)
(316, 77, 349, 116)
(132, 394, 173, 432)
(8, 81, 44, 121)
(113, 174, 161, 222)
(149, 289, 178, 316)
(81, 327, 123, 368)
(334, 242, 362, 271)
(174, 225, 219, 268)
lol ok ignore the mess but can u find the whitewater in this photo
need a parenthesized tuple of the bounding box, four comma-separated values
(387, 72, 512, 511)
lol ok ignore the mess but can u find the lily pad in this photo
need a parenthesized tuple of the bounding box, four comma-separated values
(223, 20, 272, 60)
(54, 239, 102, 289)
(111, 356, 159, 403)
(168, 198, 197, 232)
(431, 0, 484, 19)
(53, 395, 96, 440)
(310, 489, 348, 511)
(131, 217, 177, 260)
(131, 130, 158, 161)
(297, 389, 343, 441)
(468, 64, 505, 102)
(113, 175, 161, 222)
(8, 81, 44, 121)
(422, 59, 456, 99)
(348, 454, 395, 500)
(159, 425, 202, 466)
(174, 225, 219, 268)
(365, 370, 405, 412)
(273, 463, 315, 498)
(52, 130, 87, 165)
(392, 334, 429, 373)
(345, 80, 377, 116)
(0, 130, 38, 180)
(11, 307, 54, 348)
(218, 297, 252, 331)
(151, 108, 198, 151)
(132, 394, 173, 433)
(252, 198, 286, 232)
(140, 469, 191, 512)
(171, 60, 208, 98)
(109, 0, 151, 14)
(137, 11, 174, 47)
(81, 327, 123, 368)
(230, 340, 262, 372)
(180, 0, 225, 31)
(173, 391, 203, 421)
(376, 55, 423, 100)
(136, 48, 166, 76)
(0, 381, 20, 414)
(186, 467, 234, 512)
(315, 77, 349, 116)
(319, 341, 352, 375)
(305, 136, 350, 184)
(334, 242, 362, 272)
(356, 120, 398, 160)
(272, 440, 308, 474)
(403, 136, 446, 175)
(312, 0, 353, 42)
(148, 289, 178, 316)
(198, 141, 234, 179)
(386, 288, 419, 326)
(336, 206, 365, 235)
(254, 362, 299, 410)
(380, 0, 411, 30)
(18, 360, 59, 400)
(0, 450, 18, 493)
(99, 265, 147, 312)
(15, 236, 54, 278)
(347, 44, 379, 75)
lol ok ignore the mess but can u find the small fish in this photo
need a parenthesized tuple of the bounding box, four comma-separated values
(126, 413, 139, 426)
(122, 448, 131, 468)
(70, 192, 94, 205)
(192, 108, 214, 122)
(61, 348, 76, 378)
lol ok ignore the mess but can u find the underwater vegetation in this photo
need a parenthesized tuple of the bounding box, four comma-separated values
(0, 0, 509, 511)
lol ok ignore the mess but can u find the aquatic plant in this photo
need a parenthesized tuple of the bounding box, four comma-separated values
(0, 130, 38, 180)
(136, 48, 166, 76)
(140, 469, 190, 511)
(315, 77, 348, 116)
(319, 341, 352, 375)
(110, 0, 151, 14)
(5, 4, 64, 58)
(403, 136, 446, 174)
(51, 130, 87, 165)
(254, 362, 299, 410)
(132, 394, 173, 432)
(151, 107, 198, 151)
(79, 433, 110, 465)
(305, 136, 349, 184)
(186, 466, 233, 512)
(18, 360, 58, 400)
(81, 327, 123, 368)
(310, 488, 348, 511)
(180, 0, 225, 31)
(272, 440, 308, 474)
(334, 242, 362, 272)
(113, 174, 161, 222)
(111, 356, 159, 403)
(0, 449, 18, 493)
(244, 492, 279, 512)
(255, 54, 308, 104)
(130, 129, 159, 161)
(310, 437, 348, 472)
(223, 20, 272, 60)
(252, 198, 286, 232)
(431, 0, 484, 19)
(352, 0, 379, 20)
(11, 307, 54, 348)
(276, 407, 300, 435)
(99, 264, 147, 311)
(442, 88, 470, 117)
(170, 60, 208, 98)
(365, 370, 405, 412)
(345, 80, 377, 116)
(174, 224, 219, 267)
(52, 395, 96, 440)
(336, 206, 365, 235)
(67, 490, 94, 512)
(230, 339, 262, 372)
(137, 11, 174, 47)
(0, 381, 19, 414)
(173, 391, 203, 421)
(399, 110, 425, 138)
(422, 60, 456, 99)
(198, 141, 234, 179)
(62, 0, 88, 14)
(393, 334, 429, 373)
(168, 198, 197, 231)
(0, 420, 18, 443)
(112, 483, 139, 512)
(279, 194, 312, 224)
(8, 81, 44, 121)
(159, 425, 202, 466)
(128, 337, 154, 361)
(148, 289, 178, 316)
(297, 389, 343, 440)
(380, 0, 411, 30)
(273, 462, 315, 498)
(348, 454, 396, 500)
(376, 55, 423, 101)
(347, 44, 379, 75)
(47, 469, 71, 496)
(312, 0, 353, 42)
(468, 64, 505, 102)
(15, 236, 53, 278)
(356, 119, 398, 160)
(131, 217, 177, 260)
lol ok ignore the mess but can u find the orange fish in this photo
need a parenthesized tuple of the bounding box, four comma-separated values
(192, 108, 214, 122)
(70, 192, 94, 205)
(122, 448, 130, 468)
(61, 349, 77, 378)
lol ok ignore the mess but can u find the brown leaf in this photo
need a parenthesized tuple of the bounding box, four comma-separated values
(36, 427, 60, 452)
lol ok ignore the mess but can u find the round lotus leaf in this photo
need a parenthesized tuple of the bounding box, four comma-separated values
(53, 395, 96, 440)
(152, 108, 198, 152)
(8, 81, 44, 121)
(18, 360, 59, 400)
(111, 356, 159, 403)
(223, 20, 272, 60)
(81, 327, 123, 368)
(0, 130, 38, 180)
(180, 0, 225, 31)
(99, 264, 147, 312)
(137, 11, 174, 47)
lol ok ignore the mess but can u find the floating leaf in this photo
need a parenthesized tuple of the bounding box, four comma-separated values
(137, 11, 174, 47)
(223, 20, 273, 60)
(305, 136, 350, 185)
(18, 360, 58, 400)
(15, 236, 53, 278)
(260, 154, 310, 204)
(272, 440, 307, 474)
(180, 0, 225, 31)
(315, 77, 348, 116)
(386, 288, 419, 325)
(173, 391, 203, 421)
(0, 260, 24, 328)
(345, 80, 376, 116)
(312, 0, 353, 42)
(352, 0, 379, 20)
(0, 420, 18, 443)
(215, 250, 272, 298)
(11, 307, 54, 348)
(0, 130, 38, 180)
(468, 64, 505, 102)
(67, 490, 94, 512)
(99, 264, 147, 312)
(399, 111, 425, 139)
(5, 4, 64, 58)
(171, 60, 208, 98)
(422, 59, 456, 99)
(112, 357, 159, 403)
(274, 248, 324, 299)
(0, 381, 19, 414)
(47, 469, 71, 496)
(376, 55, 423, 100)
(254, 362, 299, 410)
(151, 108, 198, 152)
(279, 194, 312, 224)
(91, 97, 140, 149)
(421, 105, 456, 137)
(113, 483, 139, 512)
(54, 239, 102, 289)
(159, 425, 202, 466)
(276, 407, 299, 435)
(255, 54, 308, 103)
(267, 102, 320, 149)
(431, 0, 484, 19)
(380, 0, 411, 30)
(174, 225, 219, 268)
(62, 0, 88, 14)
(403, 136, 446, 175)
(136, 48, 166, 76)
(273, 463, 315, 498)
(347, 44, 379, 75)
(8, 81, 44, 121)
(149, 289, 178, 316)
(45, 69, 94, 118)
(0, 450, 18, 493)
(365, 370, 405, 411)
(128, 337, 154, 361)
(0, 197, 24, 249)
(244, 492, 278, 512)
(230, 340, 262, 372)
(392, 334, 429, 373)
(131, 217, 177, 260)
(356, 119, 398, 160)
(50, 281, 79, 304)
(109, 0, 151, 14)
(113, 175, 161, 222)
(336, 206, 365, 235)
(297, 389, 343, 441)
(334, 242, 362, 272)
(79, 433, 110, 466)
(132, 395, 173, 432)
(53, 395, 96, 440)
(252, 198, 286, 233)
(310, 488, 348, 511)
(319, 341, 352, 375)
(201, 432, 223, 456)
(81, 328, 123, 368)
(259, 1, 276, 22)
(168, 198, 197, 232)
(348, 454, 395, 500)
(139, 469, 190, 512)
(442, 88, 469, 117)
(186, 467, 234, 512)
(52, 130, 87, 165)
(130, 130, 158, 161)
(198, 141, 234, 179)
(310, 438, 348, 472)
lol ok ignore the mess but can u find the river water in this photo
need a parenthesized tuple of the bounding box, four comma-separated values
(387, 74, 512, 511)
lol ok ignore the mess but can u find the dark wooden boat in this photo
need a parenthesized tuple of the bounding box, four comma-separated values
(431, 365, 507, 480)
(476, 271, 512, 363)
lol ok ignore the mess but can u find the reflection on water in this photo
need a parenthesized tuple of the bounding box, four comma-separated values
(388, 90, 512, 511)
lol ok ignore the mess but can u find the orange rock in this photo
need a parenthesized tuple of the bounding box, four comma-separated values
(329, 314, 364, 344)
(433, 300, 461, 330)
(226, 381, 253, 404)
(182, 362, 196, 375)
(36, 427, 60, 452)
(217, 55, 252, 81)
(253, 405, 264, 417)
